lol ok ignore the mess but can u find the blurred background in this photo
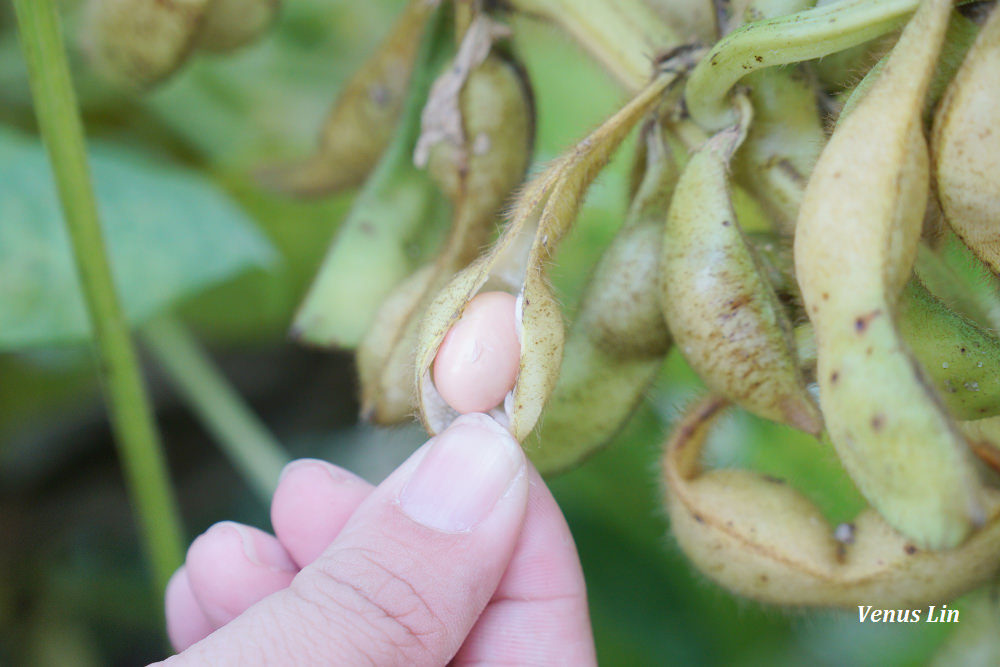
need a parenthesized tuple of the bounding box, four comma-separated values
(0, 0, 974, 664)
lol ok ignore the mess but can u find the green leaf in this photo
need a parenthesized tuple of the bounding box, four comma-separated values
(0, 127, 276, 348)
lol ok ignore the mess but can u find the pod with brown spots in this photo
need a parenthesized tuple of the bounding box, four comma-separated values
(661, 104, 821, 434)
(662, 396, 1000, 607)
(794, 0, 984, 549)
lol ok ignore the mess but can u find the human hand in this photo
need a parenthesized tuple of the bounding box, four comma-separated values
(153, 413, 596, 666)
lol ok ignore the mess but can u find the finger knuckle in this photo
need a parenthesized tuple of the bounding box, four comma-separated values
(290, 544, 448, 665)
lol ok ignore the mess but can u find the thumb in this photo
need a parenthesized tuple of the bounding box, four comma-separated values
(164, 413, 529, 667)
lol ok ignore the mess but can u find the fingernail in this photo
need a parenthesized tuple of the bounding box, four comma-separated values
(279, 458, 363, 486)
(219, 522, 297, 573)
(399, 414, 523, 532)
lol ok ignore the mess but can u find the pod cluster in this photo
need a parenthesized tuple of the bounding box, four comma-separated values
(233, 0, 1000, 610)
(80, 0, 281, 89)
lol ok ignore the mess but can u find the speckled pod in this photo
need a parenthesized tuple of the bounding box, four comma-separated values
(661, 117, 821, 434)
(415, 73, 676, 441)
(193, 0, 281, 53)
(290, 8, 451, 349)
(932, 5, 1000, 274)
(794, 0, 984, 549)
(796, 277, 1000, 421)
(527, 124, 675, 473)
(662, 397, 1000, 608)
(357, 50, 534, 423)
(80, 0, 210, 89)
(257, 0, 440, 196)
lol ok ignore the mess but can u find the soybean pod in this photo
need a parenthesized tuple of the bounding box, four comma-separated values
(415, 57, 693, 441)
(290, 6, 451, 349)
(794, 0, 984, 549)
(932, 5, 1000, 275)
(661, 98, 821, 434)
(662, 397, 1000, 608)
(258, 0, 441, 196)
(527, 122, 676, 474)
(358, 18, 534, 423)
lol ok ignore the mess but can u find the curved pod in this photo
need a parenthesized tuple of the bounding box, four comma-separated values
(794, 0, 983, 549)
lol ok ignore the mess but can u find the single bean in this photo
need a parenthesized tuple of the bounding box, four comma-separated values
(432, 291, 520, 415)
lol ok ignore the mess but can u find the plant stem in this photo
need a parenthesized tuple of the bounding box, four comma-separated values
(13, 0, 184, 594)
(142, 317, 291, 504)
(685, 0, 919, 130)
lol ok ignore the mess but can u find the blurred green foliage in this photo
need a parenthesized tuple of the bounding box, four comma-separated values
(0, 1, 975, 665)
(0, 127, 275, 348)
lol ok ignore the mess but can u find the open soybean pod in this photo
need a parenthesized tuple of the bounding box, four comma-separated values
(932, 4, 1000, 275)
(79, 0, 210, 89)
(794, 0, 984, 549)
(290, 6, 452, 350)
(193, 0, 281, 53)
(660, 101, 822, 435)
(527, 122, 676, 474)
(415, 69, 680, 442)
(661, 397, 1000, 608)
(357, 19, 535, 423)
(257, 0, 441, 196)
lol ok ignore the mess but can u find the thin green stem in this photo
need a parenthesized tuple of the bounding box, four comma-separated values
(142, 317, 291, 504)
(685, 0, 919, 130)
(13, 0, 184, 594)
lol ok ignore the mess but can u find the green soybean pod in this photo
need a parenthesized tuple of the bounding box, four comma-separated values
(257, 0, 441, 196)
(79, 0, 210, 89)
(290, 5, 451, 349)
(794, 0, 983, 549)
(661, 112, 821, 434)
(358, 46, 535, 423)
(527, 123, 675, 473)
